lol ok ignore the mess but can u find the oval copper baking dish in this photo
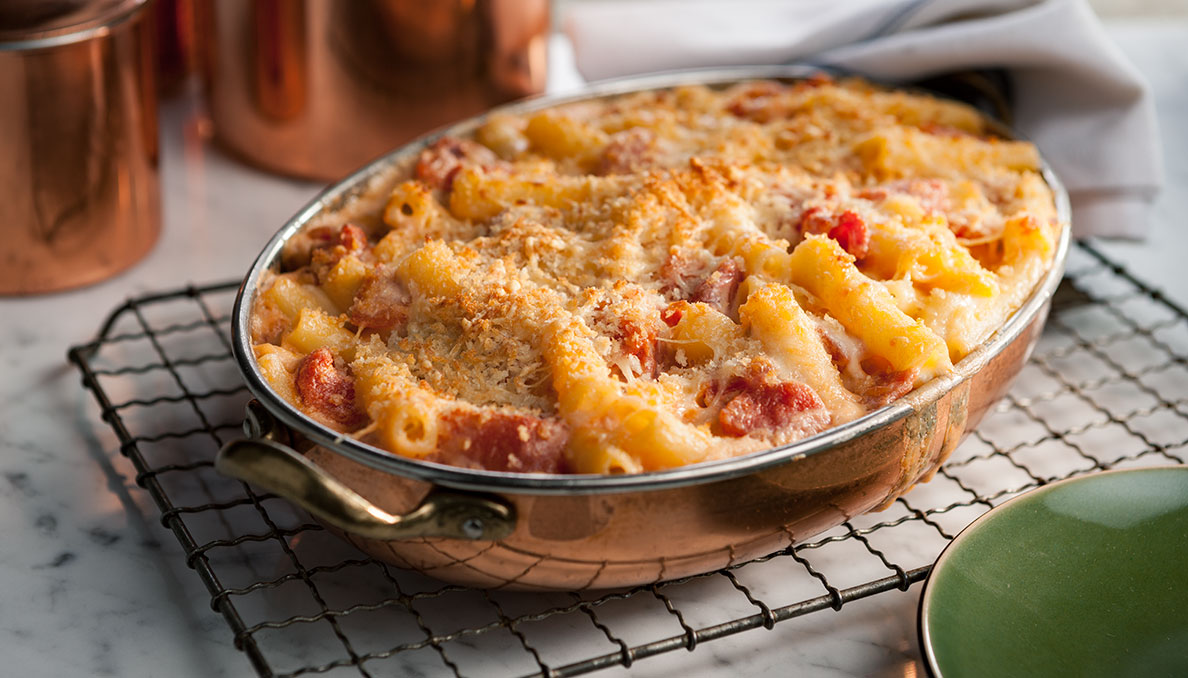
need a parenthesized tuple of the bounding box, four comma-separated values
(218, 67, 1072, 591)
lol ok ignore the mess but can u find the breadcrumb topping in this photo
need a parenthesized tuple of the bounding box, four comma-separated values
(252, 78, 1061, 474)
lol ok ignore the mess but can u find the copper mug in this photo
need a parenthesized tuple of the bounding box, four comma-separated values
(199, 0, 549, 181)
(0, 0, 160, 295)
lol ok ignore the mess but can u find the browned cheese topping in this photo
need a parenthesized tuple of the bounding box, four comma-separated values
(250, 77, 1062, 474)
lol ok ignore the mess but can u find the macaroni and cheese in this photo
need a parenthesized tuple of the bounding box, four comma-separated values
(250, 78, 1063, 475)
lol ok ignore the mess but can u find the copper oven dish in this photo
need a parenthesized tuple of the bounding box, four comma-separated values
(219, 67, 1072, 591)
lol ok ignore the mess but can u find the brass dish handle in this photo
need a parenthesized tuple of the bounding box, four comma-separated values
(216, 402, 516, 542)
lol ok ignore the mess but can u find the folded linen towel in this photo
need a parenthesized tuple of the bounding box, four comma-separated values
(565, 0, 1162, 239)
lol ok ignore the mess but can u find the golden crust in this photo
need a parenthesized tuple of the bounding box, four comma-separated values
(251, 78, 1063, 474)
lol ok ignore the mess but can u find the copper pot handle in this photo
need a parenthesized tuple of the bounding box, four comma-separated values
(216, 402, 516, 541)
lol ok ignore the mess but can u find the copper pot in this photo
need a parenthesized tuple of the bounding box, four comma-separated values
(0, 0, 160, 295)
(198, 0, 549, 181)
(217, 68, 1072, 591)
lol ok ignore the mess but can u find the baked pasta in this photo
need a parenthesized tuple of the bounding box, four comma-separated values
(250, 77, 1063, 475)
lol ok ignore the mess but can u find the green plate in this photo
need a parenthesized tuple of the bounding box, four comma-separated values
(919, 467, 1188, 678)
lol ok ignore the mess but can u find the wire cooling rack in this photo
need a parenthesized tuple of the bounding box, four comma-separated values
(68, 241, 1188, 678)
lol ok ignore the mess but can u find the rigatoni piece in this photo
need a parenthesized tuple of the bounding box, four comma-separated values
(863, 217, 999, 297)
(524, 111, 609, 170)
(282, 307, 357, 358)
(1003, 214, 1056, 267)
(475, 113, 529, 158)
(449, 168, 609, 221)
(855, 127, 1039, 180)
(262, 276, 337, 321)
(376, 181, 468, 264)
(710, 232, 794, 282)
(877, 92, 987, 134)
(254, 344, 303, 408)
(789, 235, 951, 375)
(739, 283, 864, 423)
(542, 314, 712, 473)
(321, 255, 369, 310)
(350, 348, 440, 458)
(396, 240, 466, 299)
(664, 301, 744, 364)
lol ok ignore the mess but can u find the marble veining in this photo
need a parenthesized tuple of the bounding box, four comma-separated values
(0, 21, 1183, 678)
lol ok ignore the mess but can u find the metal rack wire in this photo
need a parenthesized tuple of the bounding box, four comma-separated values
(68, 241, 1188, 678)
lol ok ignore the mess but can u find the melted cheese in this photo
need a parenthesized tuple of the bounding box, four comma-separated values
(252, 77, 1063, 474)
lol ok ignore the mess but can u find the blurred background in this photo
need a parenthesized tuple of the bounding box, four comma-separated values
(1088, 0, 1188, 15)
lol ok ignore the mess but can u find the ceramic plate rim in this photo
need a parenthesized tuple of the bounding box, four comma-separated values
(917, 464, 1188, 678)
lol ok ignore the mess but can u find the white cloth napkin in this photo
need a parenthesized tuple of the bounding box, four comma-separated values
(565, 0, 1162, 239)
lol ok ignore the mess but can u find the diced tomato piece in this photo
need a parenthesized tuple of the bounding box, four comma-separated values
(719, 378, 824, 437)
(858, 179, 949, 215)
(658, 252, 694, 299)
(414, 136, 501, 192)
(435, 409, 569, 473)
(800, 208, 869, 259)
(827, 211, 869, 259)
(660, 305, 683, 327)
(593, 296, 662, 380)
(796, 72, 834, 89)
(599, 128, 657, 175)
(709, 364, 827, 437)
(798, 206, 832, 235)
(310, 224, 370, 282)
(816, 327, 849, 371)
(615, 315, 659, 379)
(338, 223, 368, 252)
(690, 258, 744, 314)
(860, 359, 919, 409)
(282, 225, 342, 270)
(725, 81, 787, 122)
(348, 265, 410, 332)
(295, 348, 366, 429)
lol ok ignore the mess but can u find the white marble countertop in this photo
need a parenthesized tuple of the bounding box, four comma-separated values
(2, 19, 1184, 678)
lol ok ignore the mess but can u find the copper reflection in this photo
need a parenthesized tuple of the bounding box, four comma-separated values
(0, 0, 160, 295)
(156, 0, 198, 95)
(201, 0, 548, 181)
